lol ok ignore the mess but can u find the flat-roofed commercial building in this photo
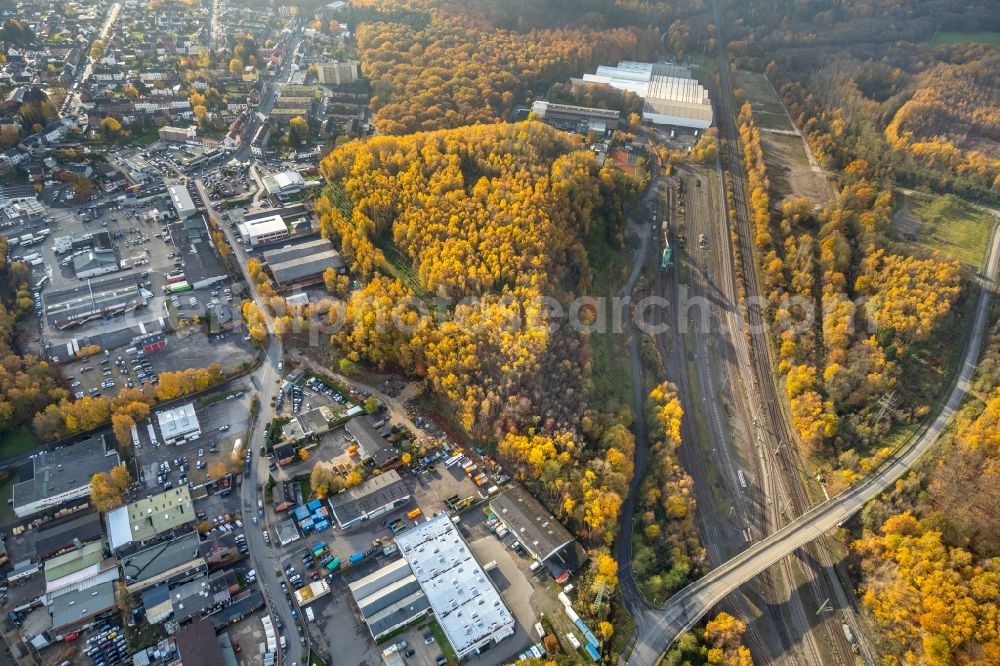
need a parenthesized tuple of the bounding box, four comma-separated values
(159, 126, 197, 143)
(12, 434, 121, 518)
(35, 512, 104, 560)
(49, 579, 116, 633)
(43, 280, 146, 331)
(578, 61, 712, 129)
(72, 248, 119, 279)
(170, 570, 232, 624)
(396, 513, 515, 658)
(121, 530, 206, 592)
(327, 469, 411, 529)
(156, 402, 200, 445)
(174, 618, 225, 666)
(317, 61, 359, 86)
(489, 486, 585, 576)
(275, 519, 301, 546)
(168, 184, 198, 219)
(530, 101, 620, 132)
(238, 213, 290, 247)
(262, 171, 306, 197)
(349, 558, 430, 640)
(44, 540, 120, 598)
(106, 486, 195, 551)
(170, 215, 227, 290)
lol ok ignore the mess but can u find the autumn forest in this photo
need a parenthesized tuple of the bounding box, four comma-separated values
(0, 0, 996, 663)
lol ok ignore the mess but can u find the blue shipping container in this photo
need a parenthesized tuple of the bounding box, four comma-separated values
(349, 552, 365, 564)
(307, 499, 322, 511)
(575, 619, 600, 648)
(584, 644, 600, 661)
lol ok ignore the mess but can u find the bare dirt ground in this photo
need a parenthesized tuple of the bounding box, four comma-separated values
(892, 195, 922, 241)
(735, 70, 835, 203)
(761, 132, 835, 203)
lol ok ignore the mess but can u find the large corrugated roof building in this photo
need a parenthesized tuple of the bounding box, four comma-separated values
(327, 469, 410, 529)
(263, 238, 346, 289)
(348, 558, 431, 640)
(578, 61, 713, 129)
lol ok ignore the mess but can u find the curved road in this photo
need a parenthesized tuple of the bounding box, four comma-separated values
(614, 174, 657, 636)
(626, 220, 1000, 664)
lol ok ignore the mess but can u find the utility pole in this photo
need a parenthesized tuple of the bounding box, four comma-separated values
(874, 391, 896, 424)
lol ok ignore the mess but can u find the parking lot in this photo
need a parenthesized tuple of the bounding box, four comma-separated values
(59, 322, 254, 402)
(254, 450, 530, 664)
(133, 388, 254, 491)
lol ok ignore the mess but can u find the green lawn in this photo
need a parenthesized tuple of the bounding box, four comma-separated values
(584, 216, 631, 414)
(930, 31, 1000, 47)
(428, 619, 458, 664)
(904, 193, 995, 267)
(0, 425, 39, 459)
(0, 470, 19, 526)
(689, 53, 718, 87)
(133, 129, 160, 146)
(733, 71, 795, 132)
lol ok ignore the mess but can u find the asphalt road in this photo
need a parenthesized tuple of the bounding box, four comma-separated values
(625, 199, 1000, 665)
(614, 171, 656, 643)
(62, 2, 121, 116)
(195, 155, 303, 664)
(238, 342, 303, 666)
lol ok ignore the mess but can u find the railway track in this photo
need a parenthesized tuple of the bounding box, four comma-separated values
(708, 0, 861, 662)
(653, 170, 790, 661)
(664, 163, 821, 663)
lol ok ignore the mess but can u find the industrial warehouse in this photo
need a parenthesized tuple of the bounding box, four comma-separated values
(167, 214, 227, 290)
(238, 213, 290, 247)
(262, 170, 307, 198)
(155, 402, 201, 445)
(42, 275, 148, 330)
(529, 101, 620, 134)
(168, 184, 198, 219)
(349, 558, 431, 640)
(12, 434, 121, 518)
(395, 514, 516, 658)
(489, 486, 586, 577)
(327, 469, 411, 529)
(577, 61, 713, 128)
(106, 486, 195, 551)
(261, 237, 346, 290)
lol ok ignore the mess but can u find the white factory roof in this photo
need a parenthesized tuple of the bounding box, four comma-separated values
(395, 514, 514, 657)
(240, 213, 288, 238)
(579, 61, 713, 128)
(156, 402, 200, 439)
(167, 184, 197, 217)
(263, 171, 305, 195)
